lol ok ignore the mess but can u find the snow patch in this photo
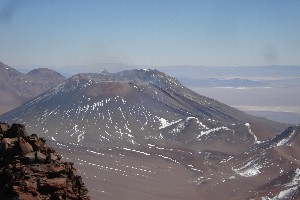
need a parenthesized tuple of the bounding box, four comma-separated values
(287, 168, 300, 187)
(277, 130, 295, 147)
(233, 164, 262, 177)
(233, 156, 262, 177)
(197, 126, 230, 139)
(186, 117, 209, 129)
(275, 187, 298, 199)
(267, 168, 300, 199)
(245, 123, 261, 144)
(71, 124, 86, 142)
(157, 117, 182, 129)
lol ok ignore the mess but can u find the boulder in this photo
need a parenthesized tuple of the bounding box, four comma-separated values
(24, 180, 38, 194)
(0, 138, 19, 156)
(1, 137, 18, 148)
(39, 178, 67, 192)
(5, 123, 27, 138)
(46, 153, 59, 163)
(22, 152, 46, 163)
(17, 192, 39, 200)
(35, 152, 47, 163)
(22, 152, 36, 163)
(33, 138, 46, 151)
(0, 123, 10, 135)
(51, 164, 65, 175)
(19, 137, 33, 155)
(26, 134, 39, 146)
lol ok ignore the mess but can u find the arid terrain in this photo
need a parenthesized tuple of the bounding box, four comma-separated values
(1, 68, 299, 199)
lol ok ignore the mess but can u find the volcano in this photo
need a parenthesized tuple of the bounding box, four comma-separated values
(1, 69, 299, 199)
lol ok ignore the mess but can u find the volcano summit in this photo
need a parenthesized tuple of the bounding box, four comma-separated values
(1, 69, 299, 199)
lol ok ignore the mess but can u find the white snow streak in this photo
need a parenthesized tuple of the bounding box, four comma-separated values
(158, 118, 182, 129)
(197, 126, 230, 139)
(277, 130, 295, 147)
(245, 123, 261, 144)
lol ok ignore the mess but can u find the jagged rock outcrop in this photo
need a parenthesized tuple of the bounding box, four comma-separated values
(0, 123, 90, 200)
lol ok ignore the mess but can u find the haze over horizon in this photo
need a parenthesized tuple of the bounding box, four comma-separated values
(1, 0, 300, 69)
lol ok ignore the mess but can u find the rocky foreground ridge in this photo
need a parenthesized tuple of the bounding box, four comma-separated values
(0, 123, 90, 200)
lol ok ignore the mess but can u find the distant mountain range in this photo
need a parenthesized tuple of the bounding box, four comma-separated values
(0, 62, 65, 115)
(177, 77, 300, 88)
(1, 68, 299, 199)
(16, 63, 300, 79)
(157, 65, 300, 79)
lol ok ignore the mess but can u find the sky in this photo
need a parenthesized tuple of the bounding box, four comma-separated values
(0, 0, 300, 68)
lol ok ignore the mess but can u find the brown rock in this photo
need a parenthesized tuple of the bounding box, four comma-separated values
(51, 164, 65, 175)
(40, 178, 67, 190)
(22, 151, 47, 163)
(26, 134, 39, 146)
(31, 164, 42, 172)
(0, 123, 10, 135)
(1, 137, 18, 148)
(0, 138, 9, 151)
(22, 152, 36, 163)
(0, 137, 19, 156)
(48, 153, 59, 162)
(24, 180, 38, 194)
(5, 123, 27, 138)
(35, 152, 47, 163)
(18, 191, 40, 200)
(33, 138, 46, 151)
(29, 134, 38, 141)
(19, 137, 33, 155)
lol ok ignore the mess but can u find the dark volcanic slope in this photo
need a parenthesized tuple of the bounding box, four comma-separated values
(1, 69, 299, 199)
(0, 69, 286, 153)
(0, 62, 65, 115)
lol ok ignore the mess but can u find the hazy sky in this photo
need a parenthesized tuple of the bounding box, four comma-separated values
(0, 0, 300, 67)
